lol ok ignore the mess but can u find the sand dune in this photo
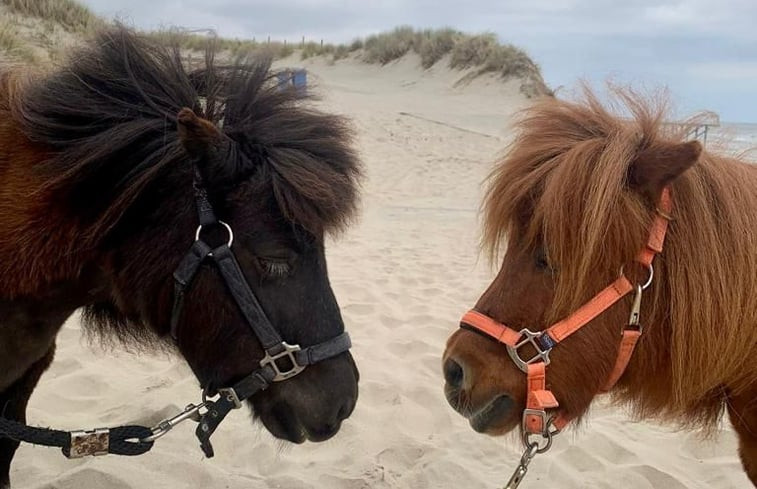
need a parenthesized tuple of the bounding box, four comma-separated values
(11, 55, 751, 488)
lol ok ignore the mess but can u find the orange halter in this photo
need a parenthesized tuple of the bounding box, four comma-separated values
(460, 187, 672, 451)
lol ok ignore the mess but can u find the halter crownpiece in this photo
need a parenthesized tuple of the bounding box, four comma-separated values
(460, 187, 673, 487)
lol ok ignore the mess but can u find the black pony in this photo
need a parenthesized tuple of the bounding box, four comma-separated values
(0, 26, 361, 487)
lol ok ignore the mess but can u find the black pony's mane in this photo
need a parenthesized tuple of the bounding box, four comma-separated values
(12, 26, 360, 245)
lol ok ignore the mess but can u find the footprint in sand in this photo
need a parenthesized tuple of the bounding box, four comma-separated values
(631, 465, 689, 489)
(343, 303, 375, 316)
(47, 468, 133, 489)
(557, 445, 606, 472)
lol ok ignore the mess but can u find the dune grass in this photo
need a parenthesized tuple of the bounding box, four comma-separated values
(1, 0, 102, 32)
(0, 23, 37, 61)
(363, 27, 541, 80)
(359, 27, 549, 96)
(146, 30, 297, 60)
(0, 0, 549, 96)
(0, 24, 19, 51)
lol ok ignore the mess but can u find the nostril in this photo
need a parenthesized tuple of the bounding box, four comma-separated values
(443, 358, 464, 389)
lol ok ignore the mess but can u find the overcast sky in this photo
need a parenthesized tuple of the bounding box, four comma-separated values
(81, 0, 756, 123)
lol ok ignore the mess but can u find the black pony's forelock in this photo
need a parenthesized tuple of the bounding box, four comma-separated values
(12, 25, 361, 244)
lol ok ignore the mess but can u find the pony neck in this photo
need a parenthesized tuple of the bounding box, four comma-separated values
(0, 118, 108, 302)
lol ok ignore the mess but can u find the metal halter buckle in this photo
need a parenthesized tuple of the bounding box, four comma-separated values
(217, 387, 243, 409)
(260, 342, 306, 381)
(506, 329, 553, 374)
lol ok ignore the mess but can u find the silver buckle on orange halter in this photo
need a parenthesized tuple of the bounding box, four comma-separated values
(506, 329, 554, 374)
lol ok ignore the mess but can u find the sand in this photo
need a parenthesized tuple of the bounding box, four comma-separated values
(10, 54, 752, 488)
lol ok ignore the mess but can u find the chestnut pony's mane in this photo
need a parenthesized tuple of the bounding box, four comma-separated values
(482, 88, 757, 428)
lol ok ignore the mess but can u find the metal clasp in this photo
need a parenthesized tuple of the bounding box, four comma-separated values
(627, 284, 643, 333)
(619, 262, 654, 290)
(140, 402, 208, 443)
(69, 428, 110, 458)
(505, 417, 560, 488)
(506, 329, 553, 374)
(260, 342, 306, 381)
(504, 442, 540, 489)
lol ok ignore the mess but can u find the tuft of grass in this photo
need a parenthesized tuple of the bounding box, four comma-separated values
(0, 24, 20, 51)
(260, 41, 294, 59)
(0, 23, 37, 61)
(363, 26, 420, 64)
(417, 27, 461, 68)
(301, 41, 328, 60)
(1, 0, 103, 32)
(332, 44, 350, 61)
(348, 38, 363, 52)
(449, 33, 498, 69)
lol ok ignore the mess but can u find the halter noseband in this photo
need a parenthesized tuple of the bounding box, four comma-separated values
(459, 187, 672, 457)
(169, 167, 352, 457)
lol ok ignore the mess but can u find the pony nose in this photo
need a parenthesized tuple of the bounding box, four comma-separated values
(443, 358, 465, 390)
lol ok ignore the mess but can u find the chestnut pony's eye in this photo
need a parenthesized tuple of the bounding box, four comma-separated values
(534, 248, 551, 271)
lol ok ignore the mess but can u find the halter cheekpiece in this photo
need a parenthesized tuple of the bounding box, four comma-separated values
(168, 165, 353, 457)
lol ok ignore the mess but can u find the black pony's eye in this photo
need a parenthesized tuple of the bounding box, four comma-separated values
(257, 258, 292, 279)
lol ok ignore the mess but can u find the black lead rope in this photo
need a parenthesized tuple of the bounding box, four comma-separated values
(0, 417, 154, 458)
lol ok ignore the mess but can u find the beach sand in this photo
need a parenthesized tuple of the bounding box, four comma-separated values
(11, 54, 752, 489)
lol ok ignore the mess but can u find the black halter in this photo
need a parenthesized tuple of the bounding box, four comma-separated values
(170, 168, 352, 457)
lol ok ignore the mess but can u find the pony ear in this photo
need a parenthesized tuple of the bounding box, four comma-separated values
(628, 140, 701, 197)
(177, 107, 222, 159)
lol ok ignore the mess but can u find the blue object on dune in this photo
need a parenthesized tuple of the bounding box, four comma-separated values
(293, 69, 307, 92)
(277, 69, 307, 93)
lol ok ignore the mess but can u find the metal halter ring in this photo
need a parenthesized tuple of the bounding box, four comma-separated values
(195, 221, 234, 248)
(619, 262, 654, 290)
(521, 416, 560, 454)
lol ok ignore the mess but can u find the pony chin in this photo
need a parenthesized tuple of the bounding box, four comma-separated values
(470, 406, 521, 436)
(253, 400, 308, 444)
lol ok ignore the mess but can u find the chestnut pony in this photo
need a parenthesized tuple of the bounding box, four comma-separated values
(0, 27, 360, 487)
(443, 89, 757, 485)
